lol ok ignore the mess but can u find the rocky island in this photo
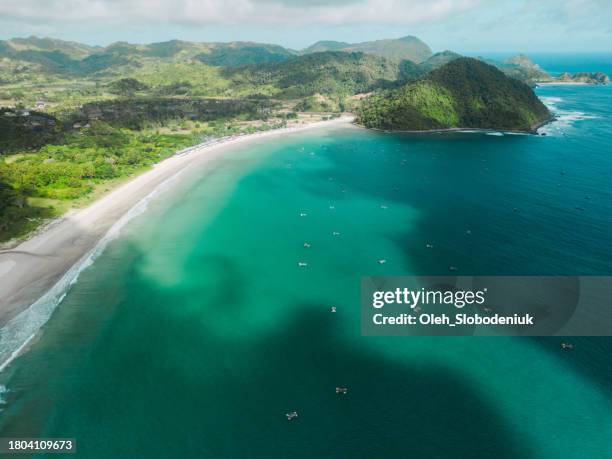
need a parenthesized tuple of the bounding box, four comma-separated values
(483, 54, 610, 87)
(357, 57, 552, 133)
(556, 72, 610, 85)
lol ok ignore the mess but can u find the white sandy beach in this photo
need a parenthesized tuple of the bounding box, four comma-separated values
(0, 116, 355, 328)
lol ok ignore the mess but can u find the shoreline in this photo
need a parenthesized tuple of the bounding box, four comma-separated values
(364, 116, 555, 136)
(537, 81, 601, 86)
(0, 115, 355, 330)
(538, 82, 587, 86)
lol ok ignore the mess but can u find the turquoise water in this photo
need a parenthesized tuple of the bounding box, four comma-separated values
(1, 84, 612, 457)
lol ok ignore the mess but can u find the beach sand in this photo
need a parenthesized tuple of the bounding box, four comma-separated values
(0, 116, 354, 327)
(537, 81, 590, 86)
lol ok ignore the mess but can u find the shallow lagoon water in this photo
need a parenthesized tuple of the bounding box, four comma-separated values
(0, 84, 611, 458)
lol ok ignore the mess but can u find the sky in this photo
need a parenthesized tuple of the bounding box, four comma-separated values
(0, 0, 611, 53)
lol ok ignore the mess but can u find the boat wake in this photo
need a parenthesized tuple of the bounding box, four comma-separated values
(0, 170, 186, 374)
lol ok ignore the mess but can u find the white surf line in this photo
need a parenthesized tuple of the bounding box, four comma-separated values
(0, 333, 36, 374)
(538, 96, 598, 135)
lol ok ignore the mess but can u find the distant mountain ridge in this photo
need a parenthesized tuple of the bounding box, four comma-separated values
(417, 51, 462, 74)
(0, 35, 433, 72)
(303, 41, 351, 54)
(302, 35, 433, 63)
(0, 36, 300, 73)
(0, 36, 98, 59)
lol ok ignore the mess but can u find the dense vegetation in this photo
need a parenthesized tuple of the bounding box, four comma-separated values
(0, 109, 64, 153)
(72, 98, 276, 130)
(0, 175, 54, 240)
(358, 58, 551, 132)
(197, 43, 296, 67)
(226, 52, 402, 99)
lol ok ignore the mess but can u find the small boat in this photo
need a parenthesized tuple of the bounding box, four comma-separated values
(378, 259, 387, 265)
(448, 266, 459, 272)
(466, 230, 472, 235)
(329, 205, 335, 210)
(303, 243, 311, 248)
(298, 262, 308, 267)
(286, 411, 299, 420)
(380, 205, 388, 210)
(335, 387, 348, 395)
(561, 342, 574, 350)
(426, 243, 434, 249)
(331, 306, 337, 313)
(332, 231, 341, 236)
(300, 212, 308, 217)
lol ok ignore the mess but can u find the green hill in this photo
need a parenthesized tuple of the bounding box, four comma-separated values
(303, 35, 432, 63)
(417, 51, 462, 74)
(2, 36, 97, 59)
(0, 37, 299, 75)
(302, 41, 351, 54)
(358, 57, 551, 132)
(197, 43, 296, 67)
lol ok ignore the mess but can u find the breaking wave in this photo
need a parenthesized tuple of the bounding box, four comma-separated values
(539, 96, 598, 135)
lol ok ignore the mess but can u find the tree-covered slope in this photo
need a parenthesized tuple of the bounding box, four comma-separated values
(0, 37, 298, 75)
(226, 51, 402, 98)
(196, 42, 296, 67)
(358, 58, 551, 132)
(417, 51, 462, 74)
(303, 41, 351, 54)
(1, 36, 97, 59)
